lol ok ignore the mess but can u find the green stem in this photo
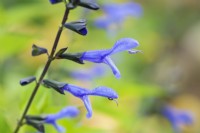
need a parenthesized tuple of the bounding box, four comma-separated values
(13, 7, 70, 133)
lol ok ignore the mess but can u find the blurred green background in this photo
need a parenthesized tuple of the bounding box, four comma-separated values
(1, 0, 200, 132)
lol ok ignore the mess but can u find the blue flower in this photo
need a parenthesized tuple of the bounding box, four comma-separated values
(44, 106, 79, 132)
(62, 84, 118, 118)
(161, 106, 193, 133)
(70, 65, 106, 81)
(80, 38, 141, 78)
(94, 2, 143, 35)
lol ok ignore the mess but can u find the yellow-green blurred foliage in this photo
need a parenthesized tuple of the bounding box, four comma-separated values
(1, 0, 200, 133)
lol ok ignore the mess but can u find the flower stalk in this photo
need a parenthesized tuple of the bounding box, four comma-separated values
(13, 7, 70, 133)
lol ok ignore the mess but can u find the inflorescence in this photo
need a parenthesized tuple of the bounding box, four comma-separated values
(15, 0, 141, 132)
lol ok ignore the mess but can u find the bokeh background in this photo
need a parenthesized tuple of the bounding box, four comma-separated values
(1, 0, 200, 132)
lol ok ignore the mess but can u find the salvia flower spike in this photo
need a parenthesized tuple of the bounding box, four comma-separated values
(15, 0, 143, 132)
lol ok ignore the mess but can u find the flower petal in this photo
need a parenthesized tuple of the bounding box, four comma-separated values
(104, 57, 120, 78)
(89, 86, 118, 99)
(71, 65, 106, 80)
(79, 28, 87, 35)
(162, 106, 194, 133)
(109, 38, 139, 55)
(81, 96, 92, 118)
(178, 112, 193, 125)
(64, 84, 89, 97)
(94, 16, 111, 29)
(103, 2, 143, 19)
(80, 49, 110, 63)
(52, 122, 65, 133)
(45, 114, 57, 124)
(119, 2, 143, 18)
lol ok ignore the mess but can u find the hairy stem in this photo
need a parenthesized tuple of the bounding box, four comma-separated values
(13, 7, 70, 133)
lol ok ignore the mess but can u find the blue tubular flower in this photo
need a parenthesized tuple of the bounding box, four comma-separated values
(44, 106, 79, 132)
(103, 2, 143, 19)
(70, 65, 106, 80)
(62, 84, 118, 118)
(89, 86, 118, 98)
(80, 38, 140, 78)
(94, 2, 143, 34)
(49, 0, 62, 4)
(161, 106, 193, 133)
